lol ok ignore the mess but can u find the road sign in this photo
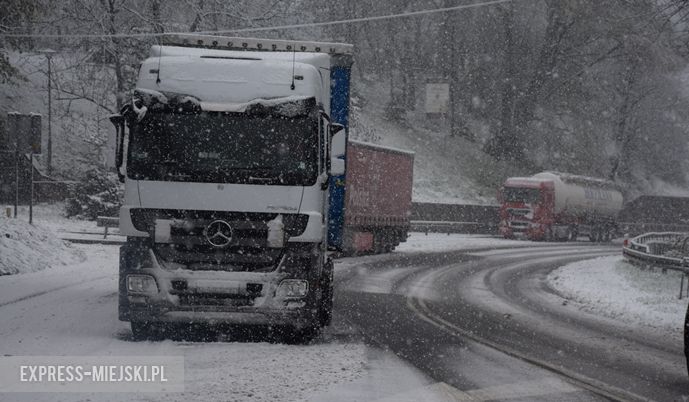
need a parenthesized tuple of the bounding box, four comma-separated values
(7, 112, 42, 154)
(425, 83, 450, 114)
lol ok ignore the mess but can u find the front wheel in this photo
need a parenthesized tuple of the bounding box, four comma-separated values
(131, 321, 155, 341)
(282, 324, 320, 344)
(319, 259, 334, 327)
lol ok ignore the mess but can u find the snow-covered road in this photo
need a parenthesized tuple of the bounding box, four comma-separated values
(1, 234, 684, 401)
(338, 243, 688, 402)
(0, 244, 441, 402)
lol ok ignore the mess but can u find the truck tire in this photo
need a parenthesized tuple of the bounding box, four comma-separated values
(589, 228, 598, 242)
(568, 227, 578, 242)
(319, 259, 334, 327)
(602, 230, 612, 243)
(283, 323, 320, 344)
(131, 321, 155, 341)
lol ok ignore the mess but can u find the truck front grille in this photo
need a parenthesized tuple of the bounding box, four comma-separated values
(154, 245, 282, 272)
(509, 221, 529, 230)
(130, 208, 309, 237)
(507, 208, 530, 217)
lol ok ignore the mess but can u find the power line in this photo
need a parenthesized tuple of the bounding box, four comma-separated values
(0, 0, 513, 39)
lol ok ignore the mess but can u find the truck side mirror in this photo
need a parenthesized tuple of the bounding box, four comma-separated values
(330, 129, 346, 159)
(109, 113, 126, 183)
(329, 126, 346, 176)
(330, 158, 345, 176)
(329, 123, 345, 136)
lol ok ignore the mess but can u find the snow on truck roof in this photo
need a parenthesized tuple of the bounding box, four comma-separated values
(503, 177, 552, 188)
(161, 34, 354, 56)
(137, 50, 324, 105)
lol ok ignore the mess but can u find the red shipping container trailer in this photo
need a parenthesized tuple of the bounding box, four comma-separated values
(342, 140, 414, 253)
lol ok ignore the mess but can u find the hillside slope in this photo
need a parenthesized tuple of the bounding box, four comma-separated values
(350, 77, 525, 205)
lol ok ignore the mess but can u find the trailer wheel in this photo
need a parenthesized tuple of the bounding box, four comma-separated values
(589, 229, 598, 242)
(567, 228, 578, 242)
(602, 230, 612, 243)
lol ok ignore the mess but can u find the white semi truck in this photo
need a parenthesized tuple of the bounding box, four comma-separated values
(498, 171, 624, 241)
(110, 34, 353, 341)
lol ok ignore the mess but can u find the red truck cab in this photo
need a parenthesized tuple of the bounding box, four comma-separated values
(498, 178, 555, 240)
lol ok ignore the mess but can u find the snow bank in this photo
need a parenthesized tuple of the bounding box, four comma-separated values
(547, 256, 686, 336)
(0, 216, 84, 275)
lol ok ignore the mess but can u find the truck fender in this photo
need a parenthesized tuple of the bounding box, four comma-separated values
(118, 241, 150, 321)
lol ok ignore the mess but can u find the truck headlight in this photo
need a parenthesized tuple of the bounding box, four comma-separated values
(127, 275, 158, 294)
(276, 279, 308, 298)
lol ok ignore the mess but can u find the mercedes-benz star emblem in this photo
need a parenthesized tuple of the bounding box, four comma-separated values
(204, 220, 233, 248)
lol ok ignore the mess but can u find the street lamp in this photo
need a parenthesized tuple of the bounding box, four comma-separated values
(37, 48, 56, 176)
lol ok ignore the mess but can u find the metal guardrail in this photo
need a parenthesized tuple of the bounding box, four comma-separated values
(96, 216, 120, 239)
(410, 220, 497, 234)
(622, 232, 689, 272)
(622, 232, 689, 299)
(619, 222, 689, 237)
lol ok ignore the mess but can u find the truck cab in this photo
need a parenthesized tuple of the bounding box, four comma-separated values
(110, 35, 353, 341)
(498, 177, 554, 240)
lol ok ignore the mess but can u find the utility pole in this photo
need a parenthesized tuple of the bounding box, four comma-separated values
(46, 52, 53, 177)
(38, 49, 56, 176)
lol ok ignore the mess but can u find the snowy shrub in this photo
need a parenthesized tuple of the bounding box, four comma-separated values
(64, 170, 123, 220)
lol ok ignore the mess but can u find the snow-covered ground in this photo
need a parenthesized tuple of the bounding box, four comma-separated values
(0, 213, 84, 275)
(12, 202, 103, 234)
(0, 243, 444, 402)
(548, 256, 687, 338)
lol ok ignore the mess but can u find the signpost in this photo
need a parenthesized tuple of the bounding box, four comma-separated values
(6, 112, 42, 223)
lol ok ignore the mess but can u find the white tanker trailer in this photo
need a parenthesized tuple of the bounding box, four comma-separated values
(498, 171, 624, 241)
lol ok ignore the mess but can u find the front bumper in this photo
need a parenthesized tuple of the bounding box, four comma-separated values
(128, 303, 317, 328)
(120, 244, 322, 328)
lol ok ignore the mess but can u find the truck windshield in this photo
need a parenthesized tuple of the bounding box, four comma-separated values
(127, 112, 319, 185)
(503, 187, 541, 203)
